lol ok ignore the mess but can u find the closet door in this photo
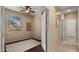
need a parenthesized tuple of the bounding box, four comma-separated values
(41, 12, 46, 51)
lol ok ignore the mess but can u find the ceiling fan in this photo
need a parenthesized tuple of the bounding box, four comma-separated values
(20, 6, 35, 14)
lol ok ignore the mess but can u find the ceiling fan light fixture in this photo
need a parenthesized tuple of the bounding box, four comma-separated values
(25, 8, 31, 13)
(25, 10, 30, 13)
(27, 8, 31, 11)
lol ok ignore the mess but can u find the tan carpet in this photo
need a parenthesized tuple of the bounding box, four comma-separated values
(6, 39, 40, 52)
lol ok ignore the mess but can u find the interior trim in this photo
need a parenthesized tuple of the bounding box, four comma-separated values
(32, 38, 41, 42)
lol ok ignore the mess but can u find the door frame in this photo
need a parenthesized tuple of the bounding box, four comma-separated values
(44, 7, 49, 52)
(0, 6, 6, 52)
(41, 6, 49, 52)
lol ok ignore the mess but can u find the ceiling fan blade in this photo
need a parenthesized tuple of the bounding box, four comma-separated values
(20, 9, 25, 12)
(31, 11, 35, 13)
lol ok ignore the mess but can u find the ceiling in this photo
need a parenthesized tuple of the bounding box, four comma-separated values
(4, 6, 46, 16)
(57, 6, 78, 14)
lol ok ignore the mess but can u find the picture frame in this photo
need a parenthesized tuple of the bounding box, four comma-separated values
(26, 22, 31, 31)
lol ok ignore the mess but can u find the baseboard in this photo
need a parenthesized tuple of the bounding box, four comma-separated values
(5, 38, 33, 45)
(32, 38, 41, 42)
(5, 38, 41, 45)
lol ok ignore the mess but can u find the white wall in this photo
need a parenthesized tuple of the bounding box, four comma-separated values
(47, 7, 60, 52)
(5, 9, 33, 43)
(32, 14, 41, 40)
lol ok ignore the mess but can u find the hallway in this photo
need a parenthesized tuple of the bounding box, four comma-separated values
(51, 6, 78, 52)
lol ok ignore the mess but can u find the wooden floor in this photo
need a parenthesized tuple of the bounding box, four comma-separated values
(25, 45, 44, 52)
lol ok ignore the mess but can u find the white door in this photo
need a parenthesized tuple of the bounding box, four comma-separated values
(65, 20, 76, 41)
(41, 12, 46, 51)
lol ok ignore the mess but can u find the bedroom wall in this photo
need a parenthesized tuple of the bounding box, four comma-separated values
(5, 9, 33, 43)
(32, 14, 41, 40)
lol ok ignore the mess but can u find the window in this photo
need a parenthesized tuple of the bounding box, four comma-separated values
(8, 16, 22, 31)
